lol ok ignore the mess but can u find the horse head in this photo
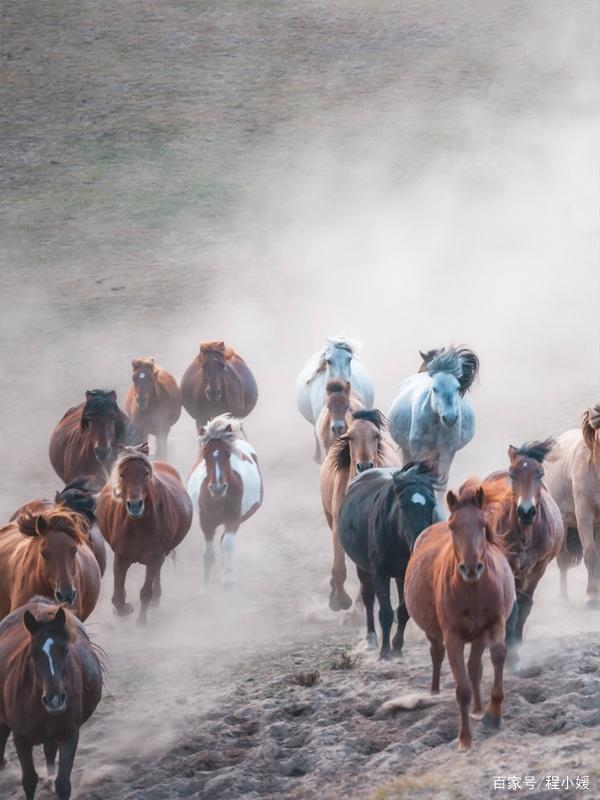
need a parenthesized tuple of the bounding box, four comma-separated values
(199, 342, 229, 402)
(320, 338, 355, 383)
(392, 462, 439, 545)
(325, 380, 351, 438)
(111, 443, 152, 518)
(334, 409, 386, 474)
(131, 357, 157, 411)
(24, 606, 70, 714)
(199, 414, 243, 497)
(446, 480, 491, 584)
(81, 389, 128, 465)
(425, 346, 479, 429)
(507, 439, 554, 527)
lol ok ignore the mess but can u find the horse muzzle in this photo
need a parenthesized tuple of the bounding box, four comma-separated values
(458, 562, 485, 583)
(209, 483, 228, 497)
(331, 422, 345, 437)
(517, 502, 536, 525)
(136, 395, 149, 409)
(441, 414, 458, 428)
(355, 461, 374, 473)
(126, 499, 145, 518)
(42, 692, 67, 714)
(205, 388, 222, 402)
(55, 588, 77, 606)
(94, 445, 112, 463)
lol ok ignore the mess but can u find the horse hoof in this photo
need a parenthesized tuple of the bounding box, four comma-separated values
(366, 633, 378, 650)
(379, 649, 393, 661)
(482, 712, 502, 731)
(469, 710, 485, 721)
(149, 596, 161, 608)
(136, 615, 147, 627)
(114, 602, 134, 617)
(458, 739, 471, 752)
(585, 598, 600, 610)
(337, 592, 353, 611)
(329, 592, 342, 612)
(47, 764, 56, 778)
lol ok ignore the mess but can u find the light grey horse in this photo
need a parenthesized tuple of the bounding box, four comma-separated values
(388, 347, 479, 499)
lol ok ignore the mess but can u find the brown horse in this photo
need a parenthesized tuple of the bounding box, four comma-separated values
(314, 380, 365, 463)
(96, 443, 193, 625)
(0, 508, 101, 622)
(545, 404, 600, 607)
(0, 598, 102, 800)
(49, 390, 130, 486)
(405, 479, 515, 750)
(10, 478, 107, 576)
(320, 409, 401, 610)
(482, 440, 563, 665)
(125, 357, 182, 460)
(180, 341, 258, 431)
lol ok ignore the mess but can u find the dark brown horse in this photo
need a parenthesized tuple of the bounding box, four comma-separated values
(405, 479, 515, 750)
(0, 508, 102, 622)
(0, 598, 102, 800)
(96, 443, 193, 625)
(483, 440, 563, 667)
(49, 390, 130, 486)
(125, 357, 182, 460)
(180, 341, 258, 431)
(10, 478, 107, 576)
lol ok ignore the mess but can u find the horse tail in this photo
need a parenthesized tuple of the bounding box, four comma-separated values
(582, 404, 600, 463)
(565, 527, 584, 567)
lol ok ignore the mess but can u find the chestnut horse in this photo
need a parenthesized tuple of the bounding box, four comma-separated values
(96, 443, 193, 625)
(187, 415, 263, 585)
(320, 409, 401, 611)
(405, 480, 515, 750)
(0, 598, 102, 800)
(49, 390, 130, 486)
(314, 380, 365, 463)
(10, 478, 107, 576)
(545, 404, 600, 607)
(125, 357, 182, 460)
(0, 508, 101, 622)
(180, 341, 258, 431)
(483, 440, 563, 665)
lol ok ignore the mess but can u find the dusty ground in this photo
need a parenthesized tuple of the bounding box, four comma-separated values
(1, 1, 599, 798)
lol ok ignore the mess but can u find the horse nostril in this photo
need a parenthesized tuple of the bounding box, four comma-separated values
(94, 446, 110, 462)
(476, 561, 484, 574)
(56, 588, 77, 605)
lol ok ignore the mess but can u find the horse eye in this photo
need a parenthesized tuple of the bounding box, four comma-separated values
(70, 548, 77, 558)
(41, 551, 49, 561)
(432, 387, 438, 394)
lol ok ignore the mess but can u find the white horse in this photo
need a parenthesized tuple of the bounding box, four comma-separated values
(388, 347, 479, 500)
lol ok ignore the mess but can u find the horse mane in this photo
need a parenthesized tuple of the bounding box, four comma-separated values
(511, 438, 556, 464)
(199, 414, 244, 455)
(351, 408, 386, 429)
(311, 336, 358, 378)
(392, 461, 441, 496)
(582, 403, 600, 463)
(17, 508, 89, 547)
(83, 390, 128, 439)
(425, 346, 480, 395)
(331, 409, 387, 472)
(55, 478, 97, 525)
(451, 477, 508, 551)
(109, 445, 153, 491)
(199, 341, 235, 360)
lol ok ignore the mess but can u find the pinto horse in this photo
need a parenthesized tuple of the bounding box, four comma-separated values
(314, 380, 365, 463)
(95, 443, 193, 625)
(187, 415, 263, 585)
(545, 404, 600, 607)
(10, 478, 107, 576)
(49, 390, 130, 486)
(180, 341, 258, 431)
(0, 508, 101, 622)
(483, 440, 563, 664)
(405, 480, 515, 751)
(125, 357, 182, 460)
(320, 409, 401, 611)
(0, 598, 102, 800)
(389, 347, 479, 500)
(339, 463, 438, 658)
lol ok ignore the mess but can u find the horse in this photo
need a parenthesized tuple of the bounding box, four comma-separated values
(0, 507, 102, 622)
(404, 479, 515, 751)
(314, 380, 365, 463)
(320, 409, 401, 611)
(10, 478, 107, 577)
(482, 440, 563, 665)
(95, 443, 193, 625)
(389, 346, 479, 500)
(125, 357, 182, 460)
(0, 598, 102, 800)
(49, 390, 130, 486)
(338, 463, 439, 658)
(180, 341, 258, 431)
(187, 414, 263, 585)
(544, 404, 600, 607)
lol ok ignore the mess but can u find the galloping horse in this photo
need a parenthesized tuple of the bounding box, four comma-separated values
(10, 478, 107, 576)
(339, 463, 438, 658)
(296, 338, 374, 434)
(49, 390, 130, 485)
(389, 346, 479, 499)
(545, 404, 600, 607)
(314, 380, 365, 463)
(180, 341, 258, 431)
(405, 480, 515, 751)
(125, 357, 182, 460)
(0, 598, 102, 800)
(96, 444, 193, 625)
(320, 409, 401, 611)
(187, 415, 263, 585)
(482, 440, 563, 664)
(0, 508, 101, 622)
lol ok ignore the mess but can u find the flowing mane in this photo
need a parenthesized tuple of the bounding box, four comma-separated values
(311, 336, 360, 379)
(582, 403, 600, 463)
(451, 477, 508, 551)
(511, 438, 556, 464)
(199, 414, 245, 455)
(425, 346, 480, 395)
(16, 508, 89, 547)
(109, 444, 153, 493)
(331, 409, 387, 472)
(351, 408, 386, 429)
(55, 478, 97, 524)
(199, 340, 235, 360)
(83, 390, 129, 439)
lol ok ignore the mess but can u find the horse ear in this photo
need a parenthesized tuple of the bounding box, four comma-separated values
(199, 427, 207, 437)
(224, 424, 233, 433)
(132, 359, 142, 369)
(508, 445, 517, 461)
(107, 390, 117, 403)
(138, 442, 150, 456)
(18, 513, 46, 537)
(446, 491, 458, 512)
(85, 390, 93, 400)
(215, 341, 225, 352)
(23, 611, 40, 635)
(475, 486, 485, 508)
(54, 607, 67, 626)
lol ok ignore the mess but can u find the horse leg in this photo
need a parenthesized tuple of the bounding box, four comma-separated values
(483, 620, 507, 731)
(155, 429, 168, 461)
(445, 633, 472, 750)
(13, 734, 37, 800)
(112, 555, 134, 616)
(137, 556, 165, 626)
(329, 522, 352, 611)
(0, 722, 10, 768)
(313, 430, 322, 464)
(150, 568, 162, 607)
(391, 577, 410, 654)
(222, 530, 238, 587)
(55, 729, 79, 800)
(467, 637, 485, 718)
(427, 636, 445, 694)
(505, 599, 520, 672)
(356, 566, 376, 648)
(44, 740, 58, 777)
(373, 572, 394, 660)
(575, 505, 600, 607)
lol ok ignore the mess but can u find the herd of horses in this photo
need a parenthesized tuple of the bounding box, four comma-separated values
(0, 336, 599, 797)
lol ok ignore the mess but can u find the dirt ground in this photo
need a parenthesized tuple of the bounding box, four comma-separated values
(1, 1, 599, 798)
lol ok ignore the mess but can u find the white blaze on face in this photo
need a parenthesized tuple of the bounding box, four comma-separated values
(411, 492, 426, 506)
(213, 450, 221, 483)
(138, 372, 146, 379)
(42, 637, 55, 677)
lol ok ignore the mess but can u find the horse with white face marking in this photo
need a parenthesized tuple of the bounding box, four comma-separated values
(389, 347, 479, 500)
(187, 414, 263, 585)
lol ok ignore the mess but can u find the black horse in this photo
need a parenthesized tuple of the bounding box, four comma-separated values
(338, 462, 439, 659)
